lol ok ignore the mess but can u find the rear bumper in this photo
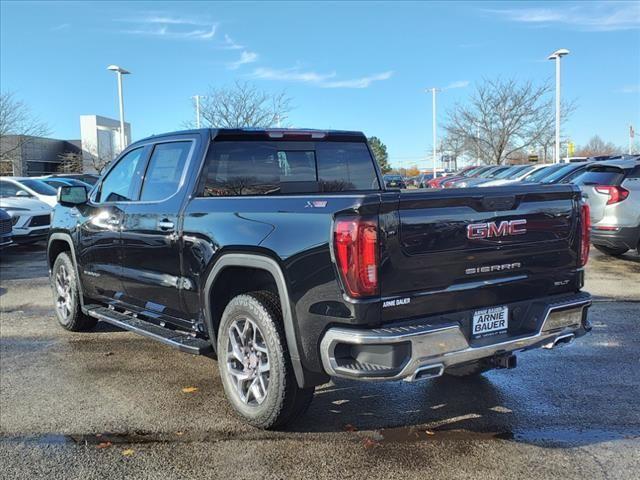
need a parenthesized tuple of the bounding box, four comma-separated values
(319, 292, 591, 382)
(591, 225, 640, 250)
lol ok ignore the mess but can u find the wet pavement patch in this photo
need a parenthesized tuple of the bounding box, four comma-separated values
(4, 426, 639, 449)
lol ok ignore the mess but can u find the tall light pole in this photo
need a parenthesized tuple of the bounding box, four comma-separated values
(107, 65, 131, 152)
(547, 49, 569, 164)
(427, 87, 441, 178)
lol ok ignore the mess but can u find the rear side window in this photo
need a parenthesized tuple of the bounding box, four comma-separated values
(140, 142, 191, 201)
(573, 167, 625, 186)
(316, 142, 379, 191)
(21, 179, 57, 195)
(0, 180, 24, 197)
(201, 141, 379, 196)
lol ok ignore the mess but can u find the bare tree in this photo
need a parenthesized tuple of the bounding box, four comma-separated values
(0, 92, 50, 165)
(57, 151, 83, 173)
(536, 101, 576, 162)
(192, 81, 292, 128)
(575, 135, 619, 157)
(445, 79, 558, 165)
(441, 133, 468, 168)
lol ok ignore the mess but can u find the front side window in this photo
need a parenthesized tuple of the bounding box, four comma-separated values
(201, 141, 380, 196)
(97, 148, 145, 203)
(140, 142, 191, 201)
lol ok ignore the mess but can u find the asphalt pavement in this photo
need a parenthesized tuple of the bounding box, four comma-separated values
(1, 243, 639, 479)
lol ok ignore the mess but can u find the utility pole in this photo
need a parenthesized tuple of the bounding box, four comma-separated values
(547, 49, 569, 164)
(476, 123, 481, 166)
(192, 95, 203, 128)
(427, 87, 440, 178)
(630, 125, 635, 154)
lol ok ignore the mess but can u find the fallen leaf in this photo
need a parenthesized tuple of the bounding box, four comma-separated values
(343, 424, 357, 432)
(122, 449, 134, 457)
(181, 387, 198, 393)
(96, 441, 112, 449)
(362, 437, 379, 448)
(425, 430, 435, 436)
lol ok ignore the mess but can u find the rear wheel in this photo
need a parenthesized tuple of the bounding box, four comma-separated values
(217, 291, 314, 429)
(51, 252, 97, 331)
(594, 244, 628, 257)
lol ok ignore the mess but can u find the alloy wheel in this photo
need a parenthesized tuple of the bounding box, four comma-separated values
(226, 316, 270, 406)
(54, 264, 72, 321)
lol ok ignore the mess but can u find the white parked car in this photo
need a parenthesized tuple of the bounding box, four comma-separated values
(480, 164, 550, 187)
(0, 186, 52, 244)
(0, 177, 58, 207)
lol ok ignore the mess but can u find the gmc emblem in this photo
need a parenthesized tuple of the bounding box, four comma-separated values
(467, 219, 527, 239)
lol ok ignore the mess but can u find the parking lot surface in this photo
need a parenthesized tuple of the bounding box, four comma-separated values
(1, 243, 639, 479)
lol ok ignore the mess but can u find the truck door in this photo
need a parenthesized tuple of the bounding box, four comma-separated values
(119, 137, 198, 323)
(78, 146, 149, 301)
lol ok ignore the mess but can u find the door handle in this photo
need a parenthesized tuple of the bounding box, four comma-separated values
(158, 219, 175, 231)
(106, 217, 120, 226)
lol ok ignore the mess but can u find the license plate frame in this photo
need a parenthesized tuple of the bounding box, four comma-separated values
(472, 306, 509, 339)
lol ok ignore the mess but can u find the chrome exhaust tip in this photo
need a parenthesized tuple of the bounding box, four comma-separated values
(543, 333, 575, 349)
(405, 363, 444, 382)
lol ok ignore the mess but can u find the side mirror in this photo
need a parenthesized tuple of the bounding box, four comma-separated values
(58, 185, 88, 207)
(16, 190, 30, 197)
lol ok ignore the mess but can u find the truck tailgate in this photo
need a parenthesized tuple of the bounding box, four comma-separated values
(379, 185, 583, 323)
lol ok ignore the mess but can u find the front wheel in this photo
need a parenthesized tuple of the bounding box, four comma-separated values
(594, 244, 628, 257)
(217, 291, 314, 429)
(50, 252, 97, 331)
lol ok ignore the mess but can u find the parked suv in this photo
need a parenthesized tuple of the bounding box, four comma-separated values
(574, 158, 640, 256)
(48, 128, 592, 428)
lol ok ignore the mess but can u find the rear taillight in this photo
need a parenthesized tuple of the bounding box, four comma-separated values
(594, 185, 629, 205)
(579, 202, 590, 267)
(334, 217, 379, 297)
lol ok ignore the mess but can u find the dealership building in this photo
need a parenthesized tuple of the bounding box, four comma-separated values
(0, 135, 81, 176)
(0, 114, 131, 176)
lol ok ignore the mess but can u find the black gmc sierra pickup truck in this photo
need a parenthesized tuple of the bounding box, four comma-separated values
(48, 128, 592, 428)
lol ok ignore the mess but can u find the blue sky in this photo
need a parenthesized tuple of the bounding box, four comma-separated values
(1, 1, 639, 168)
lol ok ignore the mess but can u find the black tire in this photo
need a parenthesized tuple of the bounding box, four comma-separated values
(444, 361, 493, 378)
(50, 252, 97, 332)
(217, 290, 314, 429)
(594, 244, 628, 257)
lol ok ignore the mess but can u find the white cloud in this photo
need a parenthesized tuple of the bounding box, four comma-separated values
(228, 51, 259, 70)
(321, 71, 394, 89)
(252, 67, 337, 83)
(487, 3, 640, 32)
(617, 85, 640, 94)
(121, 23, 217, 40)
(251, 66, 393, 89)
(221, 34, 244, 50)
(118, 14, 212, 26)
(444, 80, 470, 90)
(51, 23, 70, 31)
(116, 12, 217, 40)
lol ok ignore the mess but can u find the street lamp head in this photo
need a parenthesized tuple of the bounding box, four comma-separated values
(548, 49, 570, 60)
(107, 64, 131, 74)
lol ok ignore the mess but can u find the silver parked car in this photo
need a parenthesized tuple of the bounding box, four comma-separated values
(574, 157, 640, 256)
